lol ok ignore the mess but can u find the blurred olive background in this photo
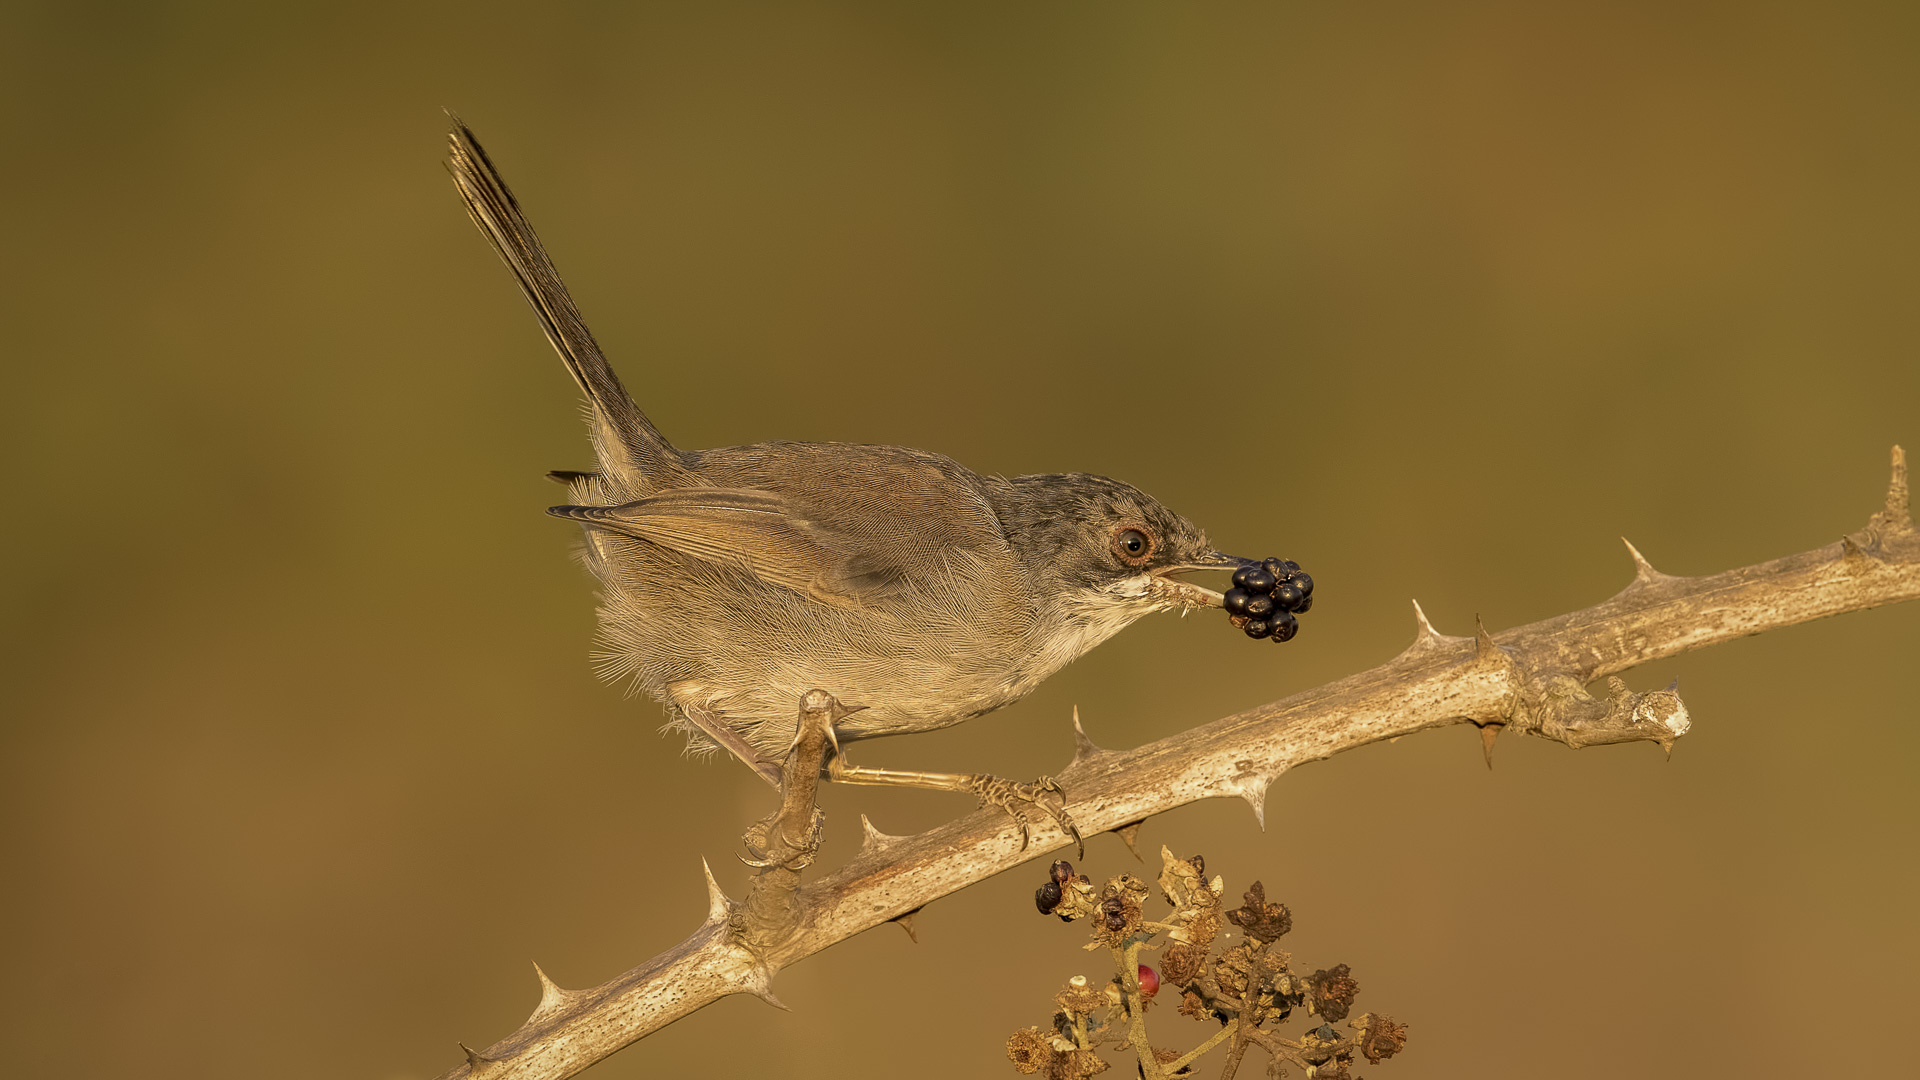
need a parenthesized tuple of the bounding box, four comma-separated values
(3, 2, 1917, 1078)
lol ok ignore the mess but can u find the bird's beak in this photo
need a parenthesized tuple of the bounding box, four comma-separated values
(1175, 551, 1256, 572)
(1149, 552, 1255, 608)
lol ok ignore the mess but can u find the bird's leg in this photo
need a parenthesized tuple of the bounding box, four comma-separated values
(823, 730, 1083, 857)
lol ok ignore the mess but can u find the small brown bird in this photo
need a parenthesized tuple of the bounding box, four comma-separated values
(448, 120, 1255, 845)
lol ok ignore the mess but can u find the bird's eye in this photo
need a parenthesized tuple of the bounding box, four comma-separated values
(1110, 526, 1155, 565)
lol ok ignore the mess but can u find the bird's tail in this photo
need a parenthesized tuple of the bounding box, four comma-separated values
(447, 115, 678, 490)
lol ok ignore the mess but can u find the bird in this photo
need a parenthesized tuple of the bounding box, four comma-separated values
(447, 118, 1260, 847)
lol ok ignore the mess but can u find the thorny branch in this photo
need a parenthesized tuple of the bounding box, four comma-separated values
(441, 447, 1917, 1080)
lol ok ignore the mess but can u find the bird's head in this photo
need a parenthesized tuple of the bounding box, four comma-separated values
(992, 473, 1250, 657)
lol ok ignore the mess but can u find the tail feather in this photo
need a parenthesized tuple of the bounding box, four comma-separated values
(447, 115, 678, 491)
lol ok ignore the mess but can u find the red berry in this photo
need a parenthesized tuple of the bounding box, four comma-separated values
(1137, 965, 1160, 1001)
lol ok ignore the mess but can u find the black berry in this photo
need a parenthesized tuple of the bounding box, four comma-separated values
(1050, 860, 1075, 885)
(1036, 881, 1062, 914)
(1224, 556, 1312, 644)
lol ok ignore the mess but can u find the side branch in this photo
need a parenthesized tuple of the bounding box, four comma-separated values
(436, 447, 1916, 1080)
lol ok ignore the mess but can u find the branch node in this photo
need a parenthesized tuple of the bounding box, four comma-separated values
(1526, 673, 1692, 750)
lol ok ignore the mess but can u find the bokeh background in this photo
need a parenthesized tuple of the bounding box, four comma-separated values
(3, 2, 1916, 1077)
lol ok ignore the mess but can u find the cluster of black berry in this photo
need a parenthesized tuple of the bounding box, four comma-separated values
(1034, 859, 1082, 918)
(1225, 557, 1314, 642)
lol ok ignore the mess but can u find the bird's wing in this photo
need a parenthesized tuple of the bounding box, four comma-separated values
(549, 485, 1005, 607)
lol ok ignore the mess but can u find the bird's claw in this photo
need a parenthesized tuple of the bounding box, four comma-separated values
(967, 773, 1083, 859)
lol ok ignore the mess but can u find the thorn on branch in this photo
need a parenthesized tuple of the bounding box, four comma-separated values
(459, 1043, 500, 1076)
(1476, 722, 1503, 769)
(1411, 599, 1439, 641)
(1845, 445, 1913, 560)
(1472, 615, 1503, 665)
(856, 813, 906, 860)
(1620, 536, 1672, 587)
(1072, 706, 1108, 765)
(1887, 444, 1910, 522)
(750, 979, 789, 1011)
(1231, 775, 1269, 831)
(701, 858, 733, 927)
(891, 906, 923, 943)
(1398, 599, 1458, 660)
(530, 962, 580, 1020)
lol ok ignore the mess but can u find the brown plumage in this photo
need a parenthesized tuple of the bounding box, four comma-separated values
(448, 118, 1249, 780)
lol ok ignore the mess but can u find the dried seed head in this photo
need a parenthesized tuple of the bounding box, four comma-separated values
(1299, 1023, 1342, 1065)
(1224, 880, 1293, 943)
(1353, 1012, 1409, 1064)
(1213, 944, 1254, 1000)
(1158, 942, 1207, 987)
(1056, 976, 1105, 1019)
(1004, 1027, 1055, 1075)
(1308, 964, 1360, 1022)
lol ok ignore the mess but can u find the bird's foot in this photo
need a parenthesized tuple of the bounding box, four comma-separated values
(964, 773, 1083, 859)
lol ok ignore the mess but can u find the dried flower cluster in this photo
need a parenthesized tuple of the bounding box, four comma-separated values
(1008, 848, 1407, 1080)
